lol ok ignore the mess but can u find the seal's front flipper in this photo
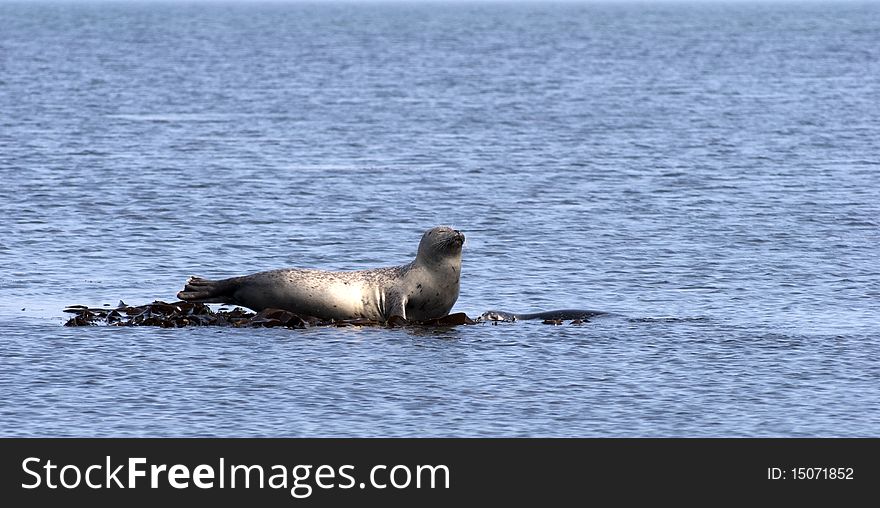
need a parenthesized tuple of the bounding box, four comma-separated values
(384, 292, 407, 323)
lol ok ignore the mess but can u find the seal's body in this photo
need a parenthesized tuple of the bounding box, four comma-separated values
(178, 226, 464, 322)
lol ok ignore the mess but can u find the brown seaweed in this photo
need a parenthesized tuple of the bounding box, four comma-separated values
(63, 301, 476, 329)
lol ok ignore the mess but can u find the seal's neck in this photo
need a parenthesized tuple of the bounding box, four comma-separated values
(413, 252, 461, 272)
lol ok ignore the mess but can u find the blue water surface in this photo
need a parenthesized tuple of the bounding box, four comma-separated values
(1, 0, 878, 436)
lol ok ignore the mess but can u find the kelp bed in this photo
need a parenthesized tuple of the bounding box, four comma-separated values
(63, 301, 476, 329)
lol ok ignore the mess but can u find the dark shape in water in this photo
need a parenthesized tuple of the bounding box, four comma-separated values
(479, 309, 607, 323)
(63, 301, 475, 329)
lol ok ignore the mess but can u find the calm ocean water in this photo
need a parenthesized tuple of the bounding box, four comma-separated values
(1, 0, 878, 437)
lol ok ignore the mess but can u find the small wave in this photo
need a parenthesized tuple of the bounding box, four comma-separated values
(627, 316, 711, 323)
(106, 113, 232, 123)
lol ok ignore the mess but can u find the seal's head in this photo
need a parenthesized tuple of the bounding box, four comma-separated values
(415, 226, 465, 265)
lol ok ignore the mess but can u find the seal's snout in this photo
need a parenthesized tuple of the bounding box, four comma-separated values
(454, 230, 465, 245)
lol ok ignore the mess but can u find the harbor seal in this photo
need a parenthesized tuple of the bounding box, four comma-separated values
(478, 309, 607, 322)
(177, 226, 464, 323)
